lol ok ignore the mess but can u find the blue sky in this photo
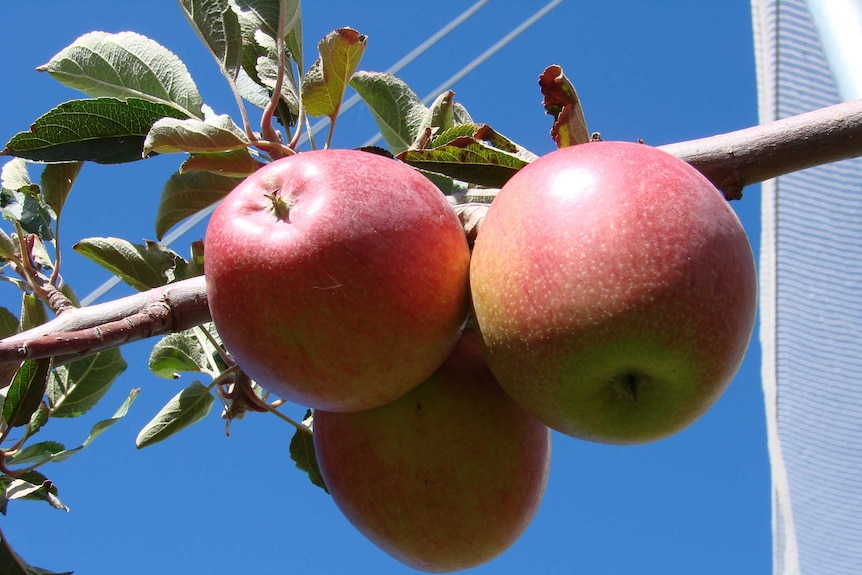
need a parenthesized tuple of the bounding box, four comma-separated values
(0, 1, 768, 573)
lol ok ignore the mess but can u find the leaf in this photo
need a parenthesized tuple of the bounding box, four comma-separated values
(180, 149, 262, 177)
(37, 31, 204, 119)
(5, 441, 66, 466)
(3, 360, 50, 428)
(0, 228, 15, 259)
(179, 0, 243, 81)
(50, 388, 139, 463)
(0, 158, 32, 191)
(232, 0, 303, 69)
(39, 162, 82, 220)
(149, 326, 219, 379)
(155, 171, 241, 240)
(349, 71, 428, 154)
(0, 471, 67, 513)
(301, 28, 367, 119)
(0, 307, 18, 339)
(20, 295, 47, 332)
(0, 528, 73, 575)
(73, 237, 188, 291)
(539, 64, 589, 147)
(397, 124, 537, 189)
(0, 188, 54, 241)
(136, 381, 215, 448)
(289, 411, 328, 493)
(47, 347, 127, 418)
(2, 98, 190, 164)
(144, 114, 250, 157)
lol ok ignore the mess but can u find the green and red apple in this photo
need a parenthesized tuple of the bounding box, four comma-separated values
(313, 329, 551, 573)
(470, 141, 757, 444)
(205, 149, 470, 412)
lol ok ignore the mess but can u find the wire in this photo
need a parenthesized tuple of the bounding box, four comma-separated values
(361, 0, 563, 148)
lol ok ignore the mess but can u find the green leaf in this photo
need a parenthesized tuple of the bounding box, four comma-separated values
(417, 90, 473, 140)
(538, 64, 589, 147)
(0, 471, 67, 513)
(0, 307, 18, 339)
(47, 347, 127, 418)
(349, 71, 428, 154)
(0, 228, 15, 259)
(144, 114, 250, 157)
(73, 237, 188, 291)
(20, 296, 48, 332)
(136, 381, 215, 448)
(0, 527, 73, 575)
(37, 31, 204, 119)
(179, 0, 243, 81)
(397, 124, 537, 189)
(301, 28, 367, 119)
(50, 388, 139, 463)
(2, 98, 190, 164)
(149, 326, 219, 379)
(23, 403, 50, 441)
(254, 36, 300, 117)
(155, 171, 241, 240)
(3, 360, 50, 428)
(39, 162, 82, 220)
(0, 188, 54, 241)
(232, 0, 303, 69)
(5, 441, 66, 467)
(180, 149, 262, 177)
(289, 411, 328, 493)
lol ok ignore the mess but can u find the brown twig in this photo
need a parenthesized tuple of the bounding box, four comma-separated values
(1, 99, 861, 365)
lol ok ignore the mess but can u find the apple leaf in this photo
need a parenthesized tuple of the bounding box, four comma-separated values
(178, 0, 243, 82)
(0, 307, 18, 339)
(301, 28, 367, 119)
(37, 31, 204, 120)
(39, 162, 82, 222)
(349, 71, 428, 154)
(143, 114, 250, 156)
(414, 90, 474, 144)
(289, 411, 328, 493)
(49, 388, 140, 463)
(2, 360, 51, 428)
(73, 237, 189, 291)
(5, 441, 66, 467)
(149, 325, 221, 379)
(0, 528, 72, 575)
(397, 124, 537, 189)
(155, 171, 242, 240)
(179, 149, 262, 177)
(0, 186, 53, 241)
(232, 0, 303, 69)
(539, 64, 590, 148)
(0, 471, 68, 513)
(135, 380, 215, 449)
(19, 296, 48, 332)
(2, 98, 190, 164)
(47, 347, 127, 418)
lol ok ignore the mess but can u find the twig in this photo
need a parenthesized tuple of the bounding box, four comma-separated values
(1, 99, 862, 364)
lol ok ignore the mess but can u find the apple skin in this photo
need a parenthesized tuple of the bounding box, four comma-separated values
(205, 149, 470, 412)
(470, 141, 757, 444)
(313, 329, 551, 573)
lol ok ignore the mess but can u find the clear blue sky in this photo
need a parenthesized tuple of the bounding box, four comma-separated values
(0, 1, 768, 573)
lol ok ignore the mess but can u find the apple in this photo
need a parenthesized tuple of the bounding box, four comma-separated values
(313, 329, 551, 573)
(205, 149, 470, 412)
(470, 141, 757, 444)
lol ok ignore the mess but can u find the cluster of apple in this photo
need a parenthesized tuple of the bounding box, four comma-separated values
(203, 142, 757, 572)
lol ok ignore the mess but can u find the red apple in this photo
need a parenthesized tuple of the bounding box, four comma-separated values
(205, 149, 470, 412)
(313, 329, 551, 573)
(470, 141, 757, 444)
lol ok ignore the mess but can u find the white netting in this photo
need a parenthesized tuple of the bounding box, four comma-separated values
(752, 1, 862, 573)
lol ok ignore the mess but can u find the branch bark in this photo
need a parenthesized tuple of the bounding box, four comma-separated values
(2, 98, 862, 366)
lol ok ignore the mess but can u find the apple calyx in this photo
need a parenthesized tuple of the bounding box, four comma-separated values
(610, 372, 642, 402)
(264, 190, 293, 222)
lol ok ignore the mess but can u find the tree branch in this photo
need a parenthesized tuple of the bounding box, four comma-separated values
(1, 99, 861, 366)
(659, 98, 862, 200)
